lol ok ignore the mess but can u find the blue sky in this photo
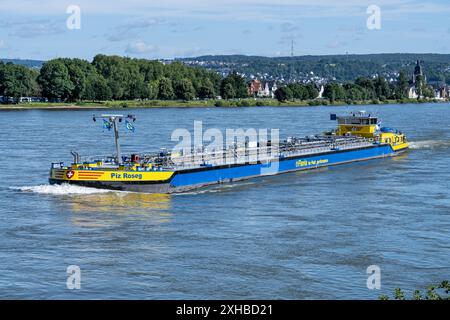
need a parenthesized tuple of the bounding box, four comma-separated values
(1, 0, 450, 60)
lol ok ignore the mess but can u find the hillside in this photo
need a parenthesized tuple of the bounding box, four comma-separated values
(179, 53, 450, 84)
(3, 53, 450, 85)
(1, 59, 44, 69)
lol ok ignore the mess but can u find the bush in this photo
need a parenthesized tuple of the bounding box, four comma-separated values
(214, 100, 225, 107)
(308, 100, 322, 106)
(238, 100, 251, 107)
(379, 281, 449, 300)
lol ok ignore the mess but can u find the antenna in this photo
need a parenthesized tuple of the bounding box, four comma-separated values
(291, 39, 294, 58)
(289, 40, 294, 83)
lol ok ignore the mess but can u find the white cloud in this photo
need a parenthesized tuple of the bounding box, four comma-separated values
(105, 18, 164, 42)
(0, 40, 6, 49)
(125, 40, 158, 54)
(0, 19, 65, 38)
(1, 0, 449, 19)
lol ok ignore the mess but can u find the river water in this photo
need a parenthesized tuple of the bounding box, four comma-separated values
(0, 103, 449, 299)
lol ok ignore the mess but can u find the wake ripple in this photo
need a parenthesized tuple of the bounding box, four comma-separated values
(10, 184, 112, 195)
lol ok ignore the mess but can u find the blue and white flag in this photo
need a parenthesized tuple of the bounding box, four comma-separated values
(103, 119, 112, 131)
(125, 120, 135, 132)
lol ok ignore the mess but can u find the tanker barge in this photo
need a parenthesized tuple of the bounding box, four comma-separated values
(49, 112, 409, 193)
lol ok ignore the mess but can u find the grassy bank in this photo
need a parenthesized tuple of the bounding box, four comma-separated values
(0, 98, 447, 110)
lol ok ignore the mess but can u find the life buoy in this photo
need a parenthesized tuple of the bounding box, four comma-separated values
(131, 154, 140, 163)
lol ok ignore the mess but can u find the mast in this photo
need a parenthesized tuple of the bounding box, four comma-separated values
(112, 118, 122, 164)
(92, 114, 136, 165)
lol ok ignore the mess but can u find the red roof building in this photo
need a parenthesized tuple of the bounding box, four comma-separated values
(248, 79, 262, 96)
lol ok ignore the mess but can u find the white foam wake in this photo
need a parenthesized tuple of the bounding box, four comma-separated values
(11, 184, 112, 195)
(409, 140, 450, 150)
(175, 181, 256, 195)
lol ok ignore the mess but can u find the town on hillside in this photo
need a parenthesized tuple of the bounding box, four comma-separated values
(245, 59, 448, 101)
(0, 56, 449, 104)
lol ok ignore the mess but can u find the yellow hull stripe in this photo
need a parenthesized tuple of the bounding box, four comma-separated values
(392, 142, 409, 151)
(51, 169, 174, 182)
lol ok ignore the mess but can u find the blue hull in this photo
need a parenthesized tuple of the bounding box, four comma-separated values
(169, 144, 395, 190)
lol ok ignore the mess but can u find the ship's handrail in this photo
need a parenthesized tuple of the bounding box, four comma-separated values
(168, 138, 374, 170)
(60, 135, 375, 171)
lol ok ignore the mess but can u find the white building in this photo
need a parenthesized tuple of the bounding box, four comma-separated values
(317, 85, 325, 99)
(270, 83, 278, 99)
(408, 87, 419, 99)
(259, 83, 270, 97)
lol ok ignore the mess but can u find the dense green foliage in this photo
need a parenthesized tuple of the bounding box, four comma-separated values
(0, 54, 443, 104)
(6, 53, 450, 84)
(220, 71, 248, 99)
(180, 53, 450, 84)
(274, 74, 435, 103)
(0, 61, 38, 98)
(2, 55, 222, 102)
(379, 281, 450, 300)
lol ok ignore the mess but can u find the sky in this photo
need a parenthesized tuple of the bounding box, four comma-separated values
(0, 0, 450, 61)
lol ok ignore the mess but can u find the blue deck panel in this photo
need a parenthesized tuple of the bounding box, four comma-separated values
(170, 144, 394, 187)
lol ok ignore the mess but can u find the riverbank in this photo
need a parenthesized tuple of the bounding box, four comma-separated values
(0, 97, 447, 110)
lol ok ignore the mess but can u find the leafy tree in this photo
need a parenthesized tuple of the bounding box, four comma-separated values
(343, 83, 365, 101)
(422, 85, 435, 98)
(139, 60, 164, 82)
(198, 78, 215, 99)
(0, 63, 36, 98)
(323, 82, 346, 102)
(127, 74, 148, 99)
(157, 77, 175, 100)
(395, 70, 409, 99)
(56, 58, 95, 101)
(221, 83, 235, 100)
(84, 73, 112, 101)
(232, 73, 248, 98)
(220, 72, 247, 98)
(274, 86, 293, 102)
(90, 54, 219, 101)
(92, 54, 131, 100)
(374, 75, 390, 100)
(305, 83, 319, 99)
(287, 83, 307, 100)
(38, 60, 74, 100)
(415, 74, 425, 98)
(147, 80, 159, 100)
(174, 78, 196, 100)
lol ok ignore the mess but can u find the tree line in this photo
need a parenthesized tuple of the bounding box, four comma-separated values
(0, 55, 250, 102)
(275, 71, 435, 103)
(0, 55, 437, 103)
(181, 54, 450, 84)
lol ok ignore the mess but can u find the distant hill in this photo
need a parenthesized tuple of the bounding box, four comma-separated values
(3, 54, 450, 85)
(1, 59, 44, 69)
(179, 53, 450, 84)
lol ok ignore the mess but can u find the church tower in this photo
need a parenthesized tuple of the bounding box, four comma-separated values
(412, 60, 424, 84)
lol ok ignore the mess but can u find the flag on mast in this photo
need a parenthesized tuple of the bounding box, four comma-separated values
(103, 119, 112, 131)
(125, 120, 135, 132)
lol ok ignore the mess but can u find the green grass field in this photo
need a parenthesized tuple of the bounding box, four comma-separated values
(0, 98, 445, 110)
